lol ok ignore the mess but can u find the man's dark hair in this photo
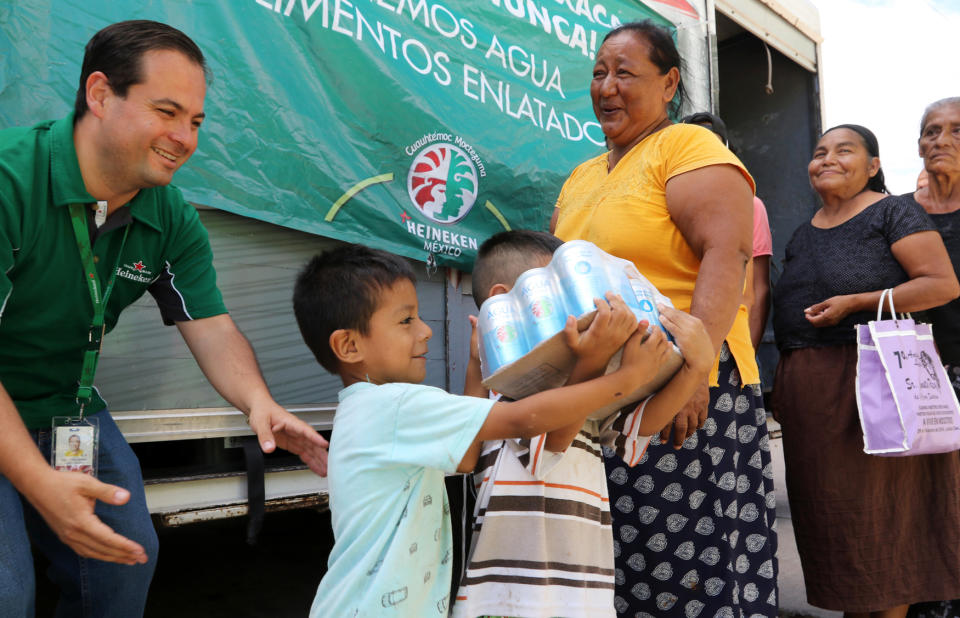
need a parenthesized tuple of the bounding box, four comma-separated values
(74, 20, 207, 120)
(603, 20, 687, 117)
(293, 244, 416, 373)
(472, 230, 563, 309)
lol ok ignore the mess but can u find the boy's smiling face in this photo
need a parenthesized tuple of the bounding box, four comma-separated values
(356, 279, 433, 384)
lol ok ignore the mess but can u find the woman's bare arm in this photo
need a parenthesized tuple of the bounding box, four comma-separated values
(659, 163, 754, 446)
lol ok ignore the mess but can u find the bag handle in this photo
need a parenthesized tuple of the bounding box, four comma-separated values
(876, 288, 895, 322)
(876, 288, 911, 324)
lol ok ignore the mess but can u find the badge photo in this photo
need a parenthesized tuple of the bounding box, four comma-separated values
(51, 416, 99, 477)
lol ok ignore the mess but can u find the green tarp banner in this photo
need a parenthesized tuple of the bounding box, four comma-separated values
(0, 1, 671, 270)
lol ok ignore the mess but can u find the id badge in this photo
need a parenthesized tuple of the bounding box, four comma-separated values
(51, 416, 99, 477)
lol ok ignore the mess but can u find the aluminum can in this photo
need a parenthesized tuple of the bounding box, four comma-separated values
(613, 269, 644, 315)
(553, 241, 615, 317)
(628, 279, 672, 340)
(514, 268, 568, 345)
(478, 295, 530, 375)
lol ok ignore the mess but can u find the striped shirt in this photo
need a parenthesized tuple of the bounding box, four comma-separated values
(451, 400, 652, 618)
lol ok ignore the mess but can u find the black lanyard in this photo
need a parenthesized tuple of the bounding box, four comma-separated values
(67, 203, 130, 416)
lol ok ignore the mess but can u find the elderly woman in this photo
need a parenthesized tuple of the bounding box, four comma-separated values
(907, 97, 960, 618)
(550, 21, 774, 617)
(913, 98, 960, 385)
(772, 124, 960, 618)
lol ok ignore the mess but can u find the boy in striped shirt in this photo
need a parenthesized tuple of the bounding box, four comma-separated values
(452, 231, 714, 618)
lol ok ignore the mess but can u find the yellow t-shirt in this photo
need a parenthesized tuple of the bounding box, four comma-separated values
(554, 123, 759, 386)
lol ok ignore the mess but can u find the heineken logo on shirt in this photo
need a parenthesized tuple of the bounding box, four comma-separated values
(117, 260, 155, 283)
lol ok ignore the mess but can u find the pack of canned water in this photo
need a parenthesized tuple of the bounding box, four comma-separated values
(478, 240, 674, 379)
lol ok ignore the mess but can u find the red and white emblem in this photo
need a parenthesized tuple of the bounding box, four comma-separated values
(406, 143, 478, 225)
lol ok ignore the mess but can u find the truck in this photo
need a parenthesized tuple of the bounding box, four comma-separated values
(0, 0, 823, 528)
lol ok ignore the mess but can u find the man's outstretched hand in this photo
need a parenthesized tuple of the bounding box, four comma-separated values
(247, 402, 329, 476)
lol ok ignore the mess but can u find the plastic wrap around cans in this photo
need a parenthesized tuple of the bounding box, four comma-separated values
(476, 240, 674, 378)
(553, 241, 612, 316)
(515, 268, 569, 342)
(478, 295, 529, 375)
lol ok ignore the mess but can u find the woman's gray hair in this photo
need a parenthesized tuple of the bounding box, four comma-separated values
(920, 97, 960, 134)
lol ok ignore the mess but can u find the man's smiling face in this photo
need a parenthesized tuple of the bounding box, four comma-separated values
(97, 48, 206, 191)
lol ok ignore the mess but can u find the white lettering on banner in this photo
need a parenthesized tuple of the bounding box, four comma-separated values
(259, 0, 616, 59)
(256, 0, 606, 145)
(484, 35, 565, 98)
(552, 0, 620, 28)
(454, 135, 486, 178)
(257, 0, 330, 23)
(463, 64, 604, 146)
(424, 241, 461, 256)
(406, 220, 479, 257)
(404, 132, 453, 156)
(332, 0, 354, 35)
(486, 0, 619, 57)
(375, 0, 480, 49)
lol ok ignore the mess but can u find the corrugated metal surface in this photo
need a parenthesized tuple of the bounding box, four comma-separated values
(98, 209, 450, 411)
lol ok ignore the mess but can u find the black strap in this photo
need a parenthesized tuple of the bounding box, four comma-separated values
(242, 438, 265, 545)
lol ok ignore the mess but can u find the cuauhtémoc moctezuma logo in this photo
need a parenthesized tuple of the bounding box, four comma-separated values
(407, 142, 478, 225)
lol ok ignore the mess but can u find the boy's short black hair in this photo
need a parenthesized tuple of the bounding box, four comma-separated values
(681, 112, 728, 146)
(472, 230, 563, 309)
(293, 244, 416, 373)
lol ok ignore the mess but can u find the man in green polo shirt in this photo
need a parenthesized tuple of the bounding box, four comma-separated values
(0, 20, 329, 616)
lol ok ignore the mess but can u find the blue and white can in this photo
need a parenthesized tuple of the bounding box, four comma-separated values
(615, 270, 644, 315)
(478, 295, 530, 375)
(628, 279, 672, 341)
(515, 268, 568, 345)
(553, 241, 615, 317)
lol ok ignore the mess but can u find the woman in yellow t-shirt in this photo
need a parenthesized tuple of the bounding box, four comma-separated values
(550, 21, 775, 617)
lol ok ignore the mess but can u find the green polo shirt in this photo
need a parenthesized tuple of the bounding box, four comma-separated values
(0, 113, 227, 428)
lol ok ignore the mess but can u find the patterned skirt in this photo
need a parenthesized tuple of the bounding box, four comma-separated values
(605, 347, 778, 617)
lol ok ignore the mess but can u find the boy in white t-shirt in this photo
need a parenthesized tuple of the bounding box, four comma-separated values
(452, 231, 715, 618)
(292, 243, 673, 617)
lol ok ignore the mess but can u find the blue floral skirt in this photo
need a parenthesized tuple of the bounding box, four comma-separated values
(604, 349, 778, 617)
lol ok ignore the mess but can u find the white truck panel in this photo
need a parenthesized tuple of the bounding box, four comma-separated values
(716, 0, 821, 71)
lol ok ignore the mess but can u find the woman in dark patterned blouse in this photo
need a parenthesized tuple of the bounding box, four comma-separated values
(772, 124, 960, 618)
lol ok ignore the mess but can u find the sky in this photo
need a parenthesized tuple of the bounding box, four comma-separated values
(809, 0, 960, 194)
